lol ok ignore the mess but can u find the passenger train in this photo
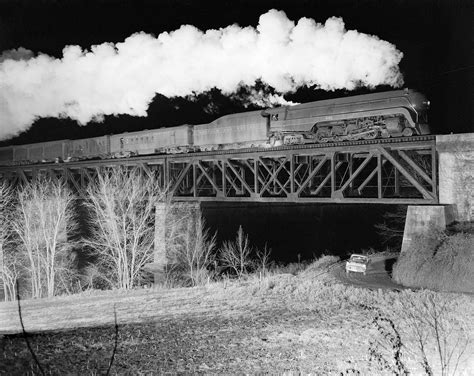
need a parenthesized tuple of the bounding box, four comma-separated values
(0, 89, 430, 165)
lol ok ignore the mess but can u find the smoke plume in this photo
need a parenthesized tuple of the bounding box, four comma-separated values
(0, 9, 404, 140)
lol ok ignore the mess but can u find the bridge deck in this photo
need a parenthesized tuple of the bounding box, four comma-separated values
(0, 136, 438, 204)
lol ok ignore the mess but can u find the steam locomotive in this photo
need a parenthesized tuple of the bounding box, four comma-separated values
(0, 88, 430, 165)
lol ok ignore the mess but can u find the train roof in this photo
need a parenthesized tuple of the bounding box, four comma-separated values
(208, 88, 422, 124)
(112, 124, 191, 138)
(283, 88, 420, 111)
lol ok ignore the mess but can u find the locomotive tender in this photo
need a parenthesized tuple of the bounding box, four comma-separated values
(0, 88, 430, 165)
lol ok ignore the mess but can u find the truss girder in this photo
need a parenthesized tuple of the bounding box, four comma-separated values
(0, 139, 438, 204)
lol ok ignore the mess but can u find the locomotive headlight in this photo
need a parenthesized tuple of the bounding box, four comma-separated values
(423, 100, 431, 107)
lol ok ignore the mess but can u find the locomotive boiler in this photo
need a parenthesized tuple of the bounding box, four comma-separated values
(0, 88, 430, 165)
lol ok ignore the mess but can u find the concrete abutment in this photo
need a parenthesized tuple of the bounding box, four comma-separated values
(401, 205, 456, 254)
(145, 201, 202, 283)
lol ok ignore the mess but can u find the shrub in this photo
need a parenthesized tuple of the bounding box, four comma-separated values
(372, 290, 472, 376)
(253, 245, 272, 277)
(219, 226, 253, 279)
(392, 230, 441, 287)
(170, 215, 217, 286)
(420, 232, 474, 293)
(393, 226, 474, 293)
(303, 254, 341, 275)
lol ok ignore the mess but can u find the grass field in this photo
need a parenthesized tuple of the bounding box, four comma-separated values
(1, 255, 473, 375)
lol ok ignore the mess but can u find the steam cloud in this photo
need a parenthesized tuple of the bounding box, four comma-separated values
(0, 9, 404, 140)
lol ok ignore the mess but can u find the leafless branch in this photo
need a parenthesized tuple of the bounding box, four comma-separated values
(11, 177, 78, 298)
(84, 166, 167, 289)
(220, 226, 253, 279)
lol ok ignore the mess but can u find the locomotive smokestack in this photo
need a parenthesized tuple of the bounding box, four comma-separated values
(0, 9, 404, 140)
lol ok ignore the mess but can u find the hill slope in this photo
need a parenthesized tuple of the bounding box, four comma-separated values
(1, 256, 473, 375)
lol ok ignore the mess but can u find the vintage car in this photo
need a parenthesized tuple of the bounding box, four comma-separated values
(345, 254, 370, 275)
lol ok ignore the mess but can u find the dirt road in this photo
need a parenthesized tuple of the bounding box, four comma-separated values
(330, 253, 411, 291)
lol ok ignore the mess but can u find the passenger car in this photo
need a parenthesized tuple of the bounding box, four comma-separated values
(345, 254, 370, 275)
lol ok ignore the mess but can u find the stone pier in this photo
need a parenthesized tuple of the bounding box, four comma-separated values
(145, 201, 202, 283)
(401, 133, 473, 252)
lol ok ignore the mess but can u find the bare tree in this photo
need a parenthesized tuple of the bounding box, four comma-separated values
(12, 177, 77, 298)
(254, 245, 272, 277)
(0, 181, 20, 301)
(397, 292, 470, 376)
(375, 205, 407, 249)
(372, 291, 471, 376)
(84, 167, 166, 290)
(0, 248, 21, 301)
(220, 226, 253, 279)
(171, 214, 217, 286)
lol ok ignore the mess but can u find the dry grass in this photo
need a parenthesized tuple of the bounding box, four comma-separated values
(1, 254, 473, 375)
(393, 224, 474, 293)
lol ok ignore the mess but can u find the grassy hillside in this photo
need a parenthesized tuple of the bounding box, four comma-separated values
(393, 223, 474, 293)
(1, 255, 473, 375)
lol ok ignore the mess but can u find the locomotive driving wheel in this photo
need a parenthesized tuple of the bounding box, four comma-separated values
(362, 130, 378, 140)
(315, 129, 330, 143)
(268, 134, 284, 147)
(402, 127, 414, 137)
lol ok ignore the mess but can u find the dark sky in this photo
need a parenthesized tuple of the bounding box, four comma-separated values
(0, 0, 472, 145)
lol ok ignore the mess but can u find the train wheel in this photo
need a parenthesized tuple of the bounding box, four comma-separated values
(402, 127, 414, 137)
(315, 130, 329, 143)
(380, 128, 391, 138)
(362, 130, 378, 140)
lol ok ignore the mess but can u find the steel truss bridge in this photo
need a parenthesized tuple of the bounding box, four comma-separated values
(0, 136, 438, 204)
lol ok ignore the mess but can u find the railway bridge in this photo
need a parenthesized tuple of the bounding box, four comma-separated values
(0, 135, 439, 204)
(0, 133, 472, 277)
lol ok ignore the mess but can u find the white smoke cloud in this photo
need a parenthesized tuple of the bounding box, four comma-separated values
(245, 89, 300, 108)
(0, 9, 404, 140)
(0, 47, 35, 63)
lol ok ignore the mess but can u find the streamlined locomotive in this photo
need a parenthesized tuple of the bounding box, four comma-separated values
(0, 88, 430, 165)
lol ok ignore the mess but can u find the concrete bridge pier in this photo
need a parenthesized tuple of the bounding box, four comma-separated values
(401, 205, 456, 253)
(145, 201, 202, 284)
(401, 133, 473, 253)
